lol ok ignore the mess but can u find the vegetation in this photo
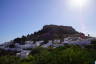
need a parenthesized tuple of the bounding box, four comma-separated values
(85, 39, 96, 49)
(91, 40, 96, 45)
(0, 44, 96, 64)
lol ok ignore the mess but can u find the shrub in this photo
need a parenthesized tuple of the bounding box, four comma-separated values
(0, 45, 96, 64)
(91, 40, 96, 45)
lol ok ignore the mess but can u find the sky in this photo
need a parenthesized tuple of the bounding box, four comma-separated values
(0, 0, 96, 43)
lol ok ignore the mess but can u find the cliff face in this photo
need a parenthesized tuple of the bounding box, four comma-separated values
(42, 25, 78, 34)
(33, 25, 79, 40)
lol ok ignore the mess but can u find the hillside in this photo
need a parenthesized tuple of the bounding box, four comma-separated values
(13, 25, 83, 44)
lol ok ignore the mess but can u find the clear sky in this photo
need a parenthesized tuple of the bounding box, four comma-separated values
(0, 0, 96, 43)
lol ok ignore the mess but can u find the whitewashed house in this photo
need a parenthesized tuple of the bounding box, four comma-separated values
(53, 43, 64, 48)
(25, 41, 33, 44)
(15, 41, 44, 49)
(41, 41, 53, 48)
(15, 43, 33, 49)
(16, 50, 31, 58)
(3, 47, 22, 52)
(63, 37, 83, 44)
(63, 37, 92, 45)
(35, 41, 43, 47)
(54, 40, 60, 44)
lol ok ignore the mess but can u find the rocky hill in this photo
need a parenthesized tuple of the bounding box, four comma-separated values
(13, 25, 83, 44)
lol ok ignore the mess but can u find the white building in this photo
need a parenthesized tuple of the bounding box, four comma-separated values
(41, 41, 53, 48)
(54, 40, 60, 43)
(63, 37, 92, 45)
(53, 43, 64, 48)
(16, 50, 31, 58)
(3, 47, 22, 52)
(35, 41, 43, 47)
(25, 41, 33, 44)
(15, 43, 33, 49)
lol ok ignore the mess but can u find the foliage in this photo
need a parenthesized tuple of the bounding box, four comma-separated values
(0, 49, 16, 56)
(0, 45, 96, 64)
(0, 55, 21, 64)
(85, 39, 96, 49)
(91, 40, 96, 45)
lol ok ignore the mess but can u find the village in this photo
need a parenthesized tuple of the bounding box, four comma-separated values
(0, 35, 95, 58)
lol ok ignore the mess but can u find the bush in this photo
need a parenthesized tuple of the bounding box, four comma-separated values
(91, 40, 96, 44)
(0, 45, 96, 64)
(0, 55, 21, 64)
(30, 45, 95, 64)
